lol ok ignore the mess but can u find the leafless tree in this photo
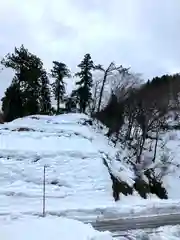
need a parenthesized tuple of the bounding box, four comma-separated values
(112, 71, 142, 98)
(90, 78, 102, 113)
(94, 62, 128, 112)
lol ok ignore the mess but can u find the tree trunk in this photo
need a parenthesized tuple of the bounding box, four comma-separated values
(57, 92, 60, 114)
(97, 72, 107, 112)
(152, 127, 159, 162)
(136, 126, 147, 163)
(82, 101, 86, 113)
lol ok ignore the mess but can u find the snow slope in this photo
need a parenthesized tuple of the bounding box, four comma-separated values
(155, 129, 180, 199)
(1, 113, 180, 224)
(0, 114, 111, 214)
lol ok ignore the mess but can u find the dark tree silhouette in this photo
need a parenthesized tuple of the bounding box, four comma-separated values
(39, 70, 51, 114)
(74, 53, 94, 113)
(2, 80, 23, 122)
(1, 45, 52, 119)
(51, 61, 71, 114)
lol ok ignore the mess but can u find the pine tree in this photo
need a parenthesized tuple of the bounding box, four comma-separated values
(39, 70, 51, 114)
(1, 45, 51, 118)
(51, 61, 71, 114)
(74, 53, 94, 113)
(2, 79, 23, 122)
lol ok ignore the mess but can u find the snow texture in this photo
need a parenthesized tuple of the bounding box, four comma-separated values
(0, 216, 112, 240)
(122, 225, 180, 239)
(1, 113, 180, 225)
(0, 113, 134, 221)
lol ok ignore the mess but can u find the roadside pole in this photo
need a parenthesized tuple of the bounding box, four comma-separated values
(43, 165, 46, 217)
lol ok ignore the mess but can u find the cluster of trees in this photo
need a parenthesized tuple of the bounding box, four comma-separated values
(1, 45, 116, 121)
(1, 45, 134, 122)
(2, 45, 179, 166)
(95, 71, 180, 199)
(96, 73, 180, 160)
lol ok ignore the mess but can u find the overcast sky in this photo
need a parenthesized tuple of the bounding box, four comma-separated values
(0, 0, 180, 99)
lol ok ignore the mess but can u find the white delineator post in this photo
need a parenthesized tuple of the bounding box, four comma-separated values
(43, 165, 46, 217)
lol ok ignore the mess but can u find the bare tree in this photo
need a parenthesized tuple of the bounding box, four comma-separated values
(90, 78, 102, 113)
(117, 78, 169, 164)
(112, 71, 141, 97)
(112, 72, 143, 142)
(94, 62, 126, 112)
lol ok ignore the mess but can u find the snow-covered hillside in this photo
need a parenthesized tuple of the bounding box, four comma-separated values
(0, 113, 135, 220)
(1, 113, 180, 225)
(0, 114, 111, 215)
(153, 129, 180, 199)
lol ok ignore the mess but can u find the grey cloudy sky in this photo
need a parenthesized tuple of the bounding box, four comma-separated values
(0, 0, 180, 98)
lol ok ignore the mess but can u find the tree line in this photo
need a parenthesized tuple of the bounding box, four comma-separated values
(95, 72, 180, 162)
(95, 71, 180, 200)
(1, 45, 180, 146)
(0, 45, 110, 121)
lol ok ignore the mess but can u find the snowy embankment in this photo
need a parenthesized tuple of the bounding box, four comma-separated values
(0, 113, 180, 225)
(0, 114, 113, 217)
(123, 225, 180, 239)
(0, 216, 112, 240)
(2, 216, 180, 240)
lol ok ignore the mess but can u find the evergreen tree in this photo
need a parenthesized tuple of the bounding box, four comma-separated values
(51, 61, 71, 114)
(2, 79, 23, 122)
(39, 70, 51, 114)
(74, 53, 94, 113)
(1, 45, 51, 118)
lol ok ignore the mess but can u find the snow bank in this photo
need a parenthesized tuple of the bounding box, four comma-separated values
(127, 225, 180, 239)
(0, 113, 133, 219)
(159, 130, 180, 199)
(0, 216, 112, 240)
(136, 128, 180, 200)
(150, 225, 180, 239)
(1, 113, 180, 222)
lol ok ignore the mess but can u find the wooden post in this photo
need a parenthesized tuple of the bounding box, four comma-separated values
(43, 165, 46, 217)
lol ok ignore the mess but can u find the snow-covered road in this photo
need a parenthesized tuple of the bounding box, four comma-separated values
(93, 212, 180, 233)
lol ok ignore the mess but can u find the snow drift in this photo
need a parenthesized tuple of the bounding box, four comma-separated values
(0, 216, 112, 240)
